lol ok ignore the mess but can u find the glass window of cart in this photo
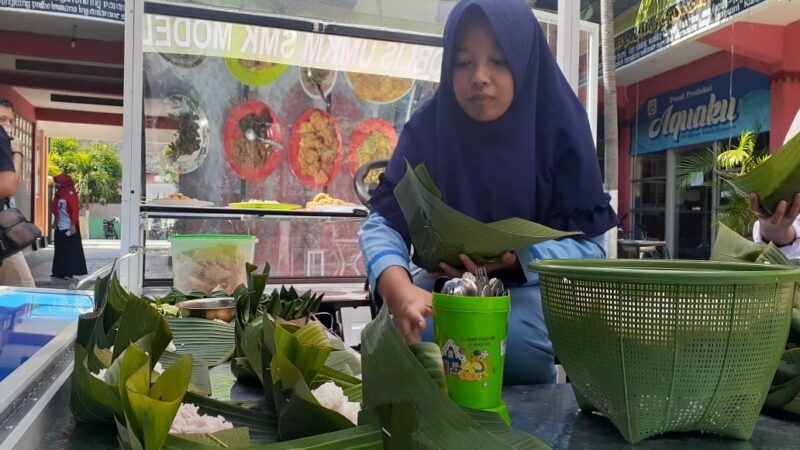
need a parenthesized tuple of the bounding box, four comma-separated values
(141, 12, 440, 280)
(156, 0, 455, 35)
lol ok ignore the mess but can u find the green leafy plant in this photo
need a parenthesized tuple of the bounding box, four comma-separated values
(675, 130, 771, 236)
(49, 138, 123, 205)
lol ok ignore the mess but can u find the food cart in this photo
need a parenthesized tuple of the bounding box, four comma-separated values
(114, 0, 600, 297)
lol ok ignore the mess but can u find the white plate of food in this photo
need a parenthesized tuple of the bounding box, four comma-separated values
(149, 194, 214, 207)
(305, 193, 366, 213)
(306, 205, 367, 213)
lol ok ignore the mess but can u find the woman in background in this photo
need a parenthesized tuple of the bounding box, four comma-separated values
(51, 174, 87, 279)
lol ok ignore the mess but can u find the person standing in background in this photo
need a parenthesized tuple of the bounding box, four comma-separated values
(0, 98, 34, 287)
(51, 174, 87, 279)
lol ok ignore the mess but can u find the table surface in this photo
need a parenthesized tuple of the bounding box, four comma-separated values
(39, 366, 800, 450)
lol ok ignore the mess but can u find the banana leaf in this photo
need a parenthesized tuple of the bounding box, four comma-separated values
(264, 286, 324, 321)
(262, 318, 358, 441)
(393, 162, 578, 272)
(361, 306, 550, 449)
(105, 274, 137, 338)
(409, 343, 447, 393)
(160, 350, 212, 395)
(76, 307, 110, 374)
(72, 282, 173, 424)
(77, 271, 131, 372)
(238, 317, 266, 384)
(159, 287, 231, 305)
(766, 348, 800, 412)
(118, 346, 192, 450)
(728, 132, 800, 215)
(710, 223, 765, 262)
(164, 424, 383, 450)
(232, 279, 267, 384)
(184, 391, 279, 444)
(70, 344, 121, 423)
(165, 428, 251, 449)
(113, 296, 173, 365)
(324, 350, 361, 378)
(165, 317, 236, 367)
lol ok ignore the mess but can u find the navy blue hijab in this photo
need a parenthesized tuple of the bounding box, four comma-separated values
(370, 0, 617, 245)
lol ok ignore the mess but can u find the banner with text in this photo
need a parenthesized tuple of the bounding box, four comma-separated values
(634, 68, 770, 155)
(0, 0, 124, 22)
(615, 0, 768, 69)
(142, 14, 444, 83)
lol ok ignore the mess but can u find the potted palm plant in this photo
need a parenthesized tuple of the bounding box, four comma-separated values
(675, 130, 771, 237)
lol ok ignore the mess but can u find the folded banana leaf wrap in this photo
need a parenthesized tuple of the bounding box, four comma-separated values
(729, 133, 800, 215)
(393, 162, 578, 272)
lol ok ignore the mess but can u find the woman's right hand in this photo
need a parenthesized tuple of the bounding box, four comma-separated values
(376, 266, 432, 345)
(748, 193, 800, 246)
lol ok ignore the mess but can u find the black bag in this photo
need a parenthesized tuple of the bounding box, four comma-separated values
(0, 202, 42, 260)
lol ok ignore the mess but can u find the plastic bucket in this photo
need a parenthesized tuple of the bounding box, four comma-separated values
(433, 292, 510, 422)
(169, 234, 257, 294)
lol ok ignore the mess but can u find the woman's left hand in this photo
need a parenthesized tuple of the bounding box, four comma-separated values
(438, 252, 518, 278)
(70, 225, 77, 235)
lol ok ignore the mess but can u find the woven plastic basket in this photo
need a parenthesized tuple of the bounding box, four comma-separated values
(534, 259, 800, 444)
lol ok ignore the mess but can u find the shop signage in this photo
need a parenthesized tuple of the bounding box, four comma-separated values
(0, 0, 124, 22)
(142, 14, 444, 83)
(615, 0, 768, 69)
(634, 68, 770, 155)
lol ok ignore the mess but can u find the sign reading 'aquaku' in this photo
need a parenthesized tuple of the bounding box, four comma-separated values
(634, 68, 770, 155)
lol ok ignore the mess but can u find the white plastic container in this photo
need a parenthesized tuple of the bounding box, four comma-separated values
(169, 234, 257, 294)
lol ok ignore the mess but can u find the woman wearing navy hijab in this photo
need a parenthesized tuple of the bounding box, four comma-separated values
(360, 0, 617, 384)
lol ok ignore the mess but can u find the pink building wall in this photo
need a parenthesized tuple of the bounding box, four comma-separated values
(613, 19, 800, 228)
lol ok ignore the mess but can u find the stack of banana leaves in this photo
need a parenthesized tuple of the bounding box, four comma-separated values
(711, 223, 800, 415)
(69, 264, 551, 449)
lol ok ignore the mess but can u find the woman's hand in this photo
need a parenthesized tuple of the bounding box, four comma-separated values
(748, 193, 800, 246)
(437, 252, 518, 278)
(70, 225, 77, 235)
(376, 266, 432, 345)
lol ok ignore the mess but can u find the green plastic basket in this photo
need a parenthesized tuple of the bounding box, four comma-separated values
(533, 259, 800, 444)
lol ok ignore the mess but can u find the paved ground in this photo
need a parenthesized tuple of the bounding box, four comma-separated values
(22, 239, 121, 289)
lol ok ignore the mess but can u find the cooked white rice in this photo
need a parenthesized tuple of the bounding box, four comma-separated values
(169, 403, 233, 434)
(311, 382, 360, 424)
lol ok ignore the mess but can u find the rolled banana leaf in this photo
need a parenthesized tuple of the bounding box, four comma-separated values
(728, 132, 800, 215)
(393, 161, 578, 272)
(166, 317, 235, 367)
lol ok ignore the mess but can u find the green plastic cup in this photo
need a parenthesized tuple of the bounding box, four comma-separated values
(432, 292, 511, 424)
